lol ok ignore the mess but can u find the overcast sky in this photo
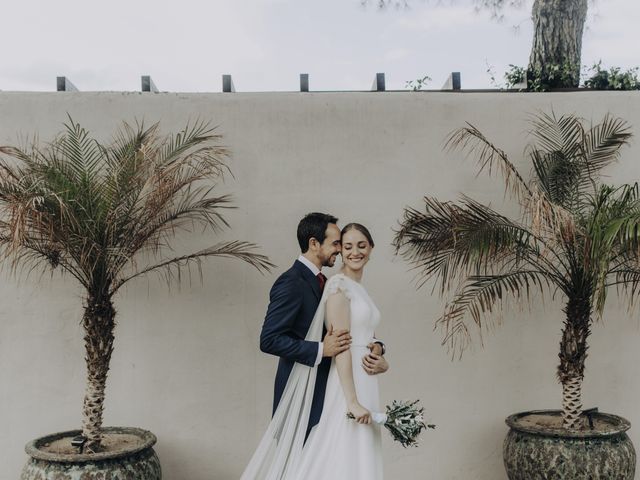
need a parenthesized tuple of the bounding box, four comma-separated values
(1, 0, 637, 92)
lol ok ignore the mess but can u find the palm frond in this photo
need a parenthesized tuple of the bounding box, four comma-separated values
(609, 268, 640, 298)
(445, 123, 533, 203)
(438, 270, 549, 358)
(158, 119, 229, 174)
(398, 112, 637, 359)
(113, 240, 275, 293)
(529, 111, 584, 160)
(394, 196, 558, 295)
(587, 184, 640, 294)
(594, 184, 640, 313)
(528, 113, 631, 211)
(0, 225, 90, 288)
(111, 192, 235, 277)
(100, 121, 159, 212)
(107, 120, 159, 169)
(583, 114, 632, 172)
(61, 117, 105, 184)
(530, 148, 585, 209)
(0, 118, 273, 297)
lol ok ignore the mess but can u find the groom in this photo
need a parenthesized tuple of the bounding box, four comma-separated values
(260, 212, 386, 436)
(260, 213, 348, 436)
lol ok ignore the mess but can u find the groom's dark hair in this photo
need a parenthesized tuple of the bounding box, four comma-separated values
(297, 212, 339, 253)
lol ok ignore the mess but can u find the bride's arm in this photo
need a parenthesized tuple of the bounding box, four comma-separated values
(326, 291, 371, 425)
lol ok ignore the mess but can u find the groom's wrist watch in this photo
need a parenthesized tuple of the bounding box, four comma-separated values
(374, 341, 386, 355)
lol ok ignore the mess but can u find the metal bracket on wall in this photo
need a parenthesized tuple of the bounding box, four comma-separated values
(371, 73, 385, 92)
(223, 74, 236, 93)
(141, 75, 159, 93)
(300, 73, 309, 92)
(441, 72, 461, 91)
(56, 77, 78, 92)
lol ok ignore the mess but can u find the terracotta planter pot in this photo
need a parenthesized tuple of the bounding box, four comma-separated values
(21, 426, 161, 480)
(503, 410, 635, 480)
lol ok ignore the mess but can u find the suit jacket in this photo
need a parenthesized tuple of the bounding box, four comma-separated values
(260, 260, 331, 434)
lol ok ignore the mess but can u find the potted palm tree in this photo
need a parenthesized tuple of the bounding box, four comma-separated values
(0, 118, 273, 479)
(394, 112, 639, 479)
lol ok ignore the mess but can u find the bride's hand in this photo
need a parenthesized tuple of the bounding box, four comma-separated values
(348, 402, 371, 424)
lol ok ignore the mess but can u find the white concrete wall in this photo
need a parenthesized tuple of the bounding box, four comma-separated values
(0, 91, 639, 479)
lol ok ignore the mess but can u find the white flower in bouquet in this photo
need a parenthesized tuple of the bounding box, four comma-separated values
(347, 399, 435, 448)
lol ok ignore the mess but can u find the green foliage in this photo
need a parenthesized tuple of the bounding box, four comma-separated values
(527, 63, 580, 91)
(366, 0, 526, 17)
(584, 62, 640, 90)
(502, 61, 640, 91)
(485, 61, 501, 89)
(0, 118, 274, 296)
(405, 75, 432, 91)
(394, 113, 639, 359)
(0, 118, 275, 449)
(503, 64, 526, 89)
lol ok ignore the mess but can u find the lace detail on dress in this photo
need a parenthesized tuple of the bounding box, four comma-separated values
(325, 274, 352, 300)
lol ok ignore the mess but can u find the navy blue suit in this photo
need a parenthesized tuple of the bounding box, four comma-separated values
(260, 260, 331, 435)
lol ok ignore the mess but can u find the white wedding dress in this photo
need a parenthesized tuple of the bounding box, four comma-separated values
(241, 273, 383, 479)
(296, 274, 383, 479)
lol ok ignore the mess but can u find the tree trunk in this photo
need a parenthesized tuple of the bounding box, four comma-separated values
(558, 295, 591, 429)
(528, 0, 588, 89)
(81, 293, 116, 452)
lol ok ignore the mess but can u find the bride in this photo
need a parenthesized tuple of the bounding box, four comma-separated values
(242, 223, 386, 479)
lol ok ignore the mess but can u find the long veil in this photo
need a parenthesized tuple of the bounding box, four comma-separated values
(241, 288, 329, 480)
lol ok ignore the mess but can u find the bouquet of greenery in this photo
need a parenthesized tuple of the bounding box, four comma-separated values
(348, 400, 434, 447)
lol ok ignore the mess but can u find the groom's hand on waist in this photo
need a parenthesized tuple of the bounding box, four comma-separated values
(362, 349, 389, 375)
(323, 324, 352, 357)
(368, 342, 384, 356)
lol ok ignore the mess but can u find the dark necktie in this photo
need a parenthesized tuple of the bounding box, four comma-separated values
(317, 272, 327, 291)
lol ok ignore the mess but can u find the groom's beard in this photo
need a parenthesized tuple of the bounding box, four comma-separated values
(322, 253, 339, 268)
